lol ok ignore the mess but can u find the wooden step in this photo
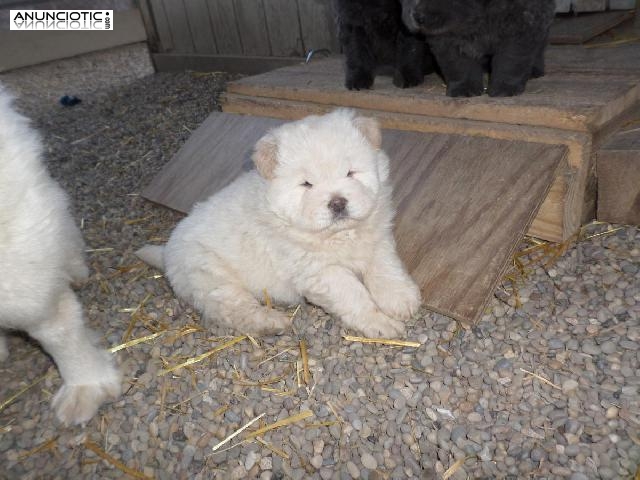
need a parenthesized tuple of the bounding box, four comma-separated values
(597, 105, 640, 225)
(141, 112, 565, 325)
(220, 54, 640, 242)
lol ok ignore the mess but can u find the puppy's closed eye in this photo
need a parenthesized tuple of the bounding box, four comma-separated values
(301, 181, 313, 188)
(347, 170, 355, 177)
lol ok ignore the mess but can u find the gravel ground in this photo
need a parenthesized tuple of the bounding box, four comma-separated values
(1, 44, 639, 480)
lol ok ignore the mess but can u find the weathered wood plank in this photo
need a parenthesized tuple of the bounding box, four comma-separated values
(206, 0, 243, 55)
(597, 106, 640, 225)
(149, 0, 173, 53)
(233, 0, 271, 56)
(263, 0, 304, 56)
(297, 0, 340, 53)
(183, 0, 217, 54)
(546, 44, 640, 75)
(225, 56, 640, 133)
(152, 53, 302, 74)
(142, 112, 564, 324)
(161, 0, 194, 53)
(550, 10, 636, 44)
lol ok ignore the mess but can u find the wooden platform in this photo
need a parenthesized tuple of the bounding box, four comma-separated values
(142, 112, 565, 325)
(550, 10, 636, 44)
(597, 105, 640, 225)
(221, 53, 640, 242)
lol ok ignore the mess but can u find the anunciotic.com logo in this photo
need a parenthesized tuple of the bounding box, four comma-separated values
(10, 10, 113, 30)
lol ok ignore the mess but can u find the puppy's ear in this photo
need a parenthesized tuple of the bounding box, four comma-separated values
(252, 132, 278, 180)
(353, 116, 382, 150)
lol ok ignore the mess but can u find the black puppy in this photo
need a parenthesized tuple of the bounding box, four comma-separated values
(334, 0, 437, 90)
(401, 0, 555, 97)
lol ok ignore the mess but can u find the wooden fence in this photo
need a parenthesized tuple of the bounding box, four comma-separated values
(140, 0, 340, 73)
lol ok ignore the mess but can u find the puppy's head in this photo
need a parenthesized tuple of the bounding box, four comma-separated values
(252, 109, 389, 232)
(401, 0, 472, 35)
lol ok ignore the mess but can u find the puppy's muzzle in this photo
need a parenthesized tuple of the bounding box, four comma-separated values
(328, 196, 348, 218)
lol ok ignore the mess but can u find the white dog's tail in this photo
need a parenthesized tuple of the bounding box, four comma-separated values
(135, 245, 165, 271)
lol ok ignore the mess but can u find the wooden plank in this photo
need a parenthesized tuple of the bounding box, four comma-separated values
(225, 56, 640, 133)
(183, 0, 217, 54)
(233, 0, 271, 56)
(142, 112, 564, 324)
(142, 113, 283, 213)
(206, 0, 243, 55)
(297, 0, 340, 53)
(263, 0, 304, 57)
(550, 10, 636, 44)
(0, 9, 147, 71)
(152, 53, 302, 74)
(220, 93, 589, 243)
(572, 0, 607, 12)
(597, 106, 640, 225)
(162, 0, 194, 53)
(149, 0, 173, 53)
(546, 43, 640, 75)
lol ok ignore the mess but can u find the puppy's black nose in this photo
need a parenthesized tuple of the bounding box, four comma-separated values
(328, 196, 348, 216)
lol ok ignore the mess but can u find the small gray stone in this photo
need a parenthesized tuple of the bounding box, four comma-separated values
(361, 452, 377, 470)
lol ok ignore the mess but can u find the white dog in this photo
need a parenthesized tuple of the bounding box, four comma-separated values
(0, 88, 121, 425)
(137, 109, 421, 338)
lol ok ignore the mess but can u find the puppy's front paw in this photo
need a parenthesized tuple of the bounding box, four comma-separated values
(488, 80, 526, 97)
(356, 310, 405, 339)
(373, 280, 422, 320)
(52, 367, 121, 426)
(345, 69, 374, 90)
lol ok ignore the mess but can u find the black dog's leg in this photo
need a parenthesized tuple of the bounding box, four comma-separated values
(393, 31, 427, 88)
(342, 25, 377, 90)
(530, 34, 548, 78)
(430, 43, 484, 97)
(488, 42, 537, 96)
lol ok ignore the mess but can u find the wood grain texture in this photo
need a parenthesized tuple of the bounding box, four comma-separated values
(550, 10, 635, 44)
(297, 0, 340, 53)
(162, 0, 194, 53)
(546, 44, 640, 75)
(183, 0, 217, 54)
(597, 106, 640, 225)
(206, 0, 243, 55)
(148, 0, 173, 53)
(263, 0, 304, 56)
(233, 0, 271, 56)
(226, 56, 640, 133)
(142, 112, 564, 324)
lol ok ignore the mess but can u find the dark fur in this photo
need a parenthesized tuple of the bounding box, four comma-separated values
(401, 0, 555, 97)
(334, 0, 437, 90)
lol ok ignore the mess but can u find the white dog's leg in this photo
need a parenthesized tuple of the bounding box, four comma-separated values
(363, 238, 422, 321)
(0, 331, 8, 362)
(301, 266, 405, 338)
(199, 284, 292, 335)
(28, 288, 121, 425)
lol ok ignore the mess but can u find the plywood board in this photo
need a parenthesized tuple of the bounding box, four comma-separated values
(546, 44, 640, 75)
(225, 56, 640, 133)
(550, 10, 636, 44)
(142, 112, 565, 324)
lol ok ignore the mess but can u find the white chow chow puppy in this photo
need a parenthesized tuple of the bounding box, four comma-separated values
(0, 88, 121, 425)
(137, 109, 421, 338)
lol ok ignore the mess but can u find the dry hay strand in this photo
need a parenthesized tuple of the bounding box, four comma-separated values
(299, 340, 311, 385)
(342, 335, 421, 348)
(158, 335, 247, 376)
(211, 412, 266, 452)
(255, 437, 290, 460)
(84, 440, 152, 479)
(0, 372, 51, 414)
(18, 436, 58, 461)
(520, 368, 562, 390)
(245, 410, 314, 440)
(443, 456, 475, 480)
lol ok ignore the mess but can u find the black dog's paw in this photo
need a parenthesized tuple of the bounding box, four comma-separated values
(393, 69, 425, 88)
(345, 69, 375, 90)
(530, 65, 544, 78)
(488, 81, 526, 97)
(446, 80, 484, 97)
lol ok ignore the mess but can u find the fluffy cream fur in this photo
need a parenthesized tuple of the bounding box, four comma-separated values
(0, 87, 121, 425)
(137, 109, 421, 338)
